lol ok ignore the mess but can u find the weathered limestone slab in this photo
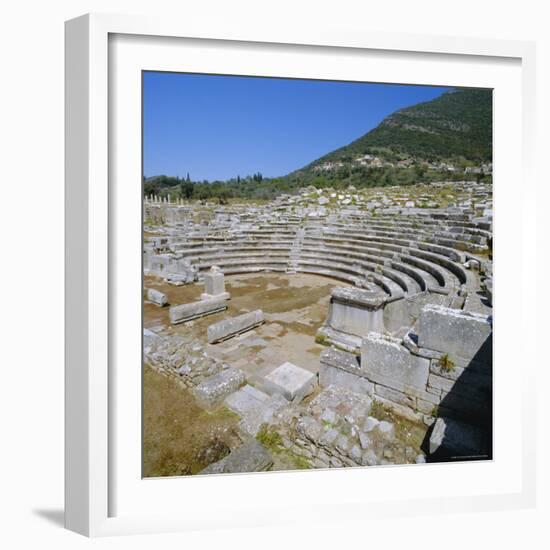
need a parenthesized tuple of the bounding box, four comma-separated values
(374, 384, 416, 409)
(200, 439, 273, 474)
(320, 347, 362, 376)
(169, 297, 227, 324)
(146, 288, 167, 307)
(207, 310, 264, 344)
(319, 364, 373, 395)
(429, 417, 487, 457)
(319, 348, 373, 394)
(201, 266, 230, 300)
(263, 362, 317, 402)
(316, 325, 363, 353)
(193, 367, 246, 410)
(224, 384, 269, 417)
(361, 332, 430, 393)
(327, 286, 388, 337)
(238, 394, 288, 436)
(417, 305, 492, 366)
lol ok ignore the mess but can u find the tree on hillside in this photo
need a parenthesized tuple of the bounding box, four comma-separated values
(180, 180, 194, 199)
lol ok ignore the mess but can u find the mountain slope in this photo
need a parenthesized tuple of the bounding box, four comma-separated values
(299, 88, 492, 173)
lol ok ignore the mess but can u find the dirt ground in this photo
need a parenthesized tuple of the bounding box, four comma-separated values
(144, 272, 349, 381)
(143, 365, 241, 477)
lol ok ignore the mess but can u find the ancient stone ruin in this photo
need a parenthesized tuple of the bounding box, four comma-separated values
(143, 181, 493, 474)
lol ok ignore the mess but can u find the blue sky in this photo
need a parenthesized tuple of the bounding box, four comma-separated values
(143, 72, 449, 181)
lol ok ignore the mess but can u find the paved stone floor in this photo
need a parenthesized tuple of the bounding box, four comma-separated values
(144, 272, 350, 381)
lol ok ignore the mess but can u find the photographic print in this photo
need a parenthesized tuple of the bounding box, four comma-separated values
(142, 73, 493, 477)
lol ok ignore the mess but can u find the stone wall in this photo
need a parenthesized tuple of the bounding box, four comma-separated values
(318, 304, 492, 428)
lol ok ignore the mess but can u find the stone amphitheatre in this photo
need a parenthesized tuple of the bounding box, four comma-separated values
(143, 181, 493, 475)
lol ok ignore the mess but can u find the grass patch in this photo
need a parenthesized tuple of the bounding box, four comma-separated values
(143, 365, 239, 477)
(370, 398, 427, 451)
(315, 333, 330, 346)
(438, 354, 455, 372)
(256, 424, 283, 450)
(256, 425, 313, 470)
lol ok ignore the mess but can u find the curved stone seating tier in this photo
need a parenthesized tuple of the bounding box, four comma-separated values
(297, 251, 444, 295)
(332, 226, 486, 251)
(311, 213, 490, 242)
(322, 229, 484, 263)
(296, 260, 404, 299)
(407, 248, 467, 283)
(145, 199, 491, 306)
(297, 248, 421, 295)
(196, 260, 289, 275)
(300, 238, 462, 291)
(193, 251, 291, 266)
(161, 236, 467, 296)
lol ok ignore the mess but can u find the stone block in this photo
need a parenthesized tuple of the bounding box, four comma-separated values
(320, 347, 362, 376)
(238, 394, 288, 437)
(374, 384, 416, 409)
(319, 364, 373, 395)
(363, 417, 379, 433)
(377, 420, 395, 440)
(361, 332, 430, 393)
(224, 384, 269, 417)
(146, 288, 167, 307)
(328, 286, 387, 337)
(417, 305, 492, 366)
(200, 439, 273, 474)
(193, 367, 246, 410)
(263, 362, 317, 402)
(207, 310, 264, 344)
(169, 297, 227, 324)
(416, 398, 438, 415)
(202, 266, 227, 297)
(428, 373, 455, 393)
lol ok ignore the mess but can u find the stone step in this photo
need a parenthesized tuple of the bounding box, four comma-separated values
(224, 384, 288, 437)
(224, 384, 270, 417)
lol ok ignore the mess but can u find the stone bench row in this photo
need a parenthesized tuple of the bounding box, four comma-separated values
(332, 225, 488, 247)
(168, 224, 487, 255)
(297, 249, 437, 295)
(303, 235, 467, 276)
(157, 241, 463, 296)
(189, 248, 442, 297)
(173, 232, 473, 272)
(331, 215, 492, 238)
(298, 241, 462, 291)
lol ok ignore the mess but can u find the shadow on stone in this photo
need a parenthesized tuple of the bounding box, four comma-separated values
(422, 334, 493, 462)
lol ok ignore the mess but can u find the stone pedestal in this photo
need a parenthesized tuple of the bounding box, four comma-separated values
(201, 266, 230, 300)
(328, 287, 387, 335)
(316, 286, 388, 351)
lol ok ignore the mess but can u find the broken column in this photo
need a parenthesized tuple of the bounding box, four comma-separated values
(201, 265, 230, 300)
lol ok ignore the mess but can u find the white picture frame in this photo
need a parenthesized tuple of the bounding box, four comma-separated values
(65, 12, 537, 537)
